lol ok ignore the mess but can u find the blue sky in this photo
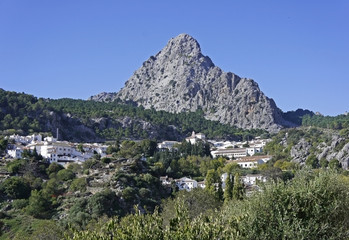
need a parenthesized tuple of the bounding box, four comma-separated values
(0, 1, 348, 116)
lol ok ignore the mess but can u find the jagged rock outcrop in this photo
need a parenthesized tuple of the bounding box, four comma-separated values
(287, 132, 349, 169)
(90, 33, 295, 132)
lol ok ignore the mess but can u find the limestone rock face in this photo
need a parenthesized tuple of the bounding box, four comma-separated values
(89, 34, 294, 131)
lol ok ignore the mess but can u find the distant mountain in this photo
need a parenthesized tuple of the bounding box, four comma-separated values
(90, 33, 296, 132)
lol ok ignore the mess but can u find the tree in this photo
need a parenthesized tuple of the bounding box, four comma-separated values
(46, 162, 64, 175)
(305, 154, 319, 169)
(57, 169, 75, 181)
(161, 188, 221, 226)
(232, 173, 244, 200)
(223, 170, 349, 239)
(320, 158, 328, 169)
(77, 144, 85, 153)
(0, 137, 8, 155)
(224, 173, 234, 201)
(205, 169, 216, 195)
(329, 158, 341, 170)
(205, 169, 223, 201)
(26, 190, 52, 219)
(140, 139, 157, 157)
(87, 189, 120, 218)
(0, 176, 31, 199)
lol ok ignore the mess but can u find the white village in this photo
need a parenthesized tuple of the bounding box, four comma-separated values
(4, 130, 271, 193)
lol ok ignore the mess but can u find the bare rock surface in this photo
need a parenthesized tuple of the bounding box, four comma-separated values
(90, 34, 295, 132)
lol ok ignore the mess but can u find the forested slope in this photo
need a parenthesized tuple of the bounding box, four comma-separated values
(0, 89, 266, 141)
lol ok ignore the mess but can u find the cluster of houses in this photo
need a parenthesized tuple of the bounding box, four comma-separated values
(158, 131, 271, 160)
(5, 132, 272, 179)
(160, 173, 267, 192)
(158, 131, 272, 192)
(6, 134, 108, 166)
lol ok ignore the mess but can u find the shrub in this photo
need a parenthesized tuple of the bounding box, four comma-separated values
(12, 199, 29, 209)
(0, 176, 31, 199)
(57, 169, 75, 181)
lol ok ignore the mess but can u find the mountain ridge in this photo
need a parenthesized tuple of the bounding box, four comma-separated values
(90, 33, 294, 132)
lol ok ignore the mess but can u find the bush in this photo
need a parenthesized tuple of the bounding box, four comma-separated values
(12, 199, 29, 209)
(6, 159, 26, 174)
(46, 162, 64, 175)
(69, 178, 87, 192)
(223, 170, 349, 239)
(0, 176, 31, 199)
(26, 190, 53, 219)
(57, 169, 75, 181)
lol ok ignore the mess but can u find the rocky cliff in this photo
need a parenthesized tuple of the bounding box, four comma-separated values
(90, 34, 295, 132)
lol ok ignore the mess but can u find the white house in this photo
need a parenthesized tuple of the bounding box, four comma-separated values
(7, 147, 23, 159)
(157, 141, 180, 151)
(197, 181, 205, 189)
(175, 177, 198, 191)
(185, 131, 206, 145)
(9, 134, 42, 144)
(234, 155, 272, 168)
(211, 148, 247, 159)
(241, 174, 267, 186)
(160, 176, 173, 186)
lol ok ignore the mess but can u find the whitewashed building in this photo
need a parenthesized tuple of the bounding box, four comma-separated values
(234, 155, 272, 168)
(185, 131, 206, 145)
(211, 148, 247, 159)
(241, 174, 267, 186)
(7, 147, 23, 159)
(175, 177, 198, 191)
(157, 141, 180, 151)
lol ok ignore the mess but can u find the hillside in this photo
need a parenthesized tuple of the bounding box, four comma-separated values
(90, 34, 296, 132)
(0, 89, 265, 142)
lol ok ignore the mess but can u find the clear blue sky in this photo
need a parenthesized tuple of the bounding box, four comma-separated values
(1, 1, 348, 116)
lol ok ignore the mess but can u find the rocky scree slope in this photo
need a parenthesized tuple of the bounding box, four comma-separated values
(90, 34, 295, 132)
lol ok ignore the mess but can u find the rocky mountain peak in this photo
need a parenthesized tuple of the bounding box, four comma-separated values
(89, 34, 295, 132)
(162, 33, 202, 57)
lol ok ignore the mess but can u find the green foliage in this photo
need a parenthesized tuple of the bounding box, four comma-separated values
(122, 187, 137, 202)
(69, 178, 87, 192)
(0, 88, 265, 141)
(26, 190, 53, 219)
(223, 173, 234, 201)
(302, 113, 349, 130)
(0, 137, 8, 155)
(0, 176, 31, 199)
(87, 189, 120, 218)
(57, 169, 76, 181)
(320, 157, 328, 168)
(161, 188, 221, 226)
(12, 199, 29, 210)
(205, 169, 223, 201)
(305, 154, 319, 169)
(0, 214, 64, 240)
(232, 173, 244, 200)
(67, 189, 121, 228)
(329, 158, 341, 170)
(46, 162, 64, 175)
(224, 170, 349, 239)
(6, 159, 27, 174)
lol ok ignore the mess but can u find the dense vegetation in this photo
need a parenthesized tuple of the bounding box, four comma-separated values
(66, 170, 349, 240)
(2, 88, 349, 239)
(302, 113, 349, 134)
(0, 89, 266, 141)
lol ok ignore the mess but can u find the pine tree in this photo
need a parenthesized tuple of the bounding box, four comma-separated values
(205, 169, 216, 195)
